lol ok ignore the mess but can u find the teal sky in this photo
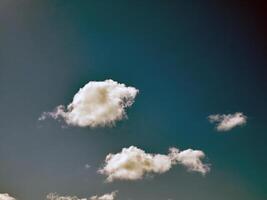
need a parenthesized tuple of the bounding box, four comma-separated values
(0, 0, 266, 200)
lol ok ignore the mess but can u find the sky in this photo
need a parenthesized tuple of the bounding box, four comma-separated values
(0, 0, 267, 200)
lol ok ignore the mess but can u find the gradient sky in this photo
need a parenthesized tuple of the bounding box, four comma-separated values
(0, 0, 266, 200)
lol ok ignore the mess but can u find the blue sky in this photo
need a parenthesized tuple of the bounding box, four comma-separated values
(0, 1, 266, 200)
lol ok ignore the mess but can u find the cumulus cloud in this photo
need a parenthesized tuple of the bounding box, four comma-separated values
(99, 146, 210, 182)
(0, 194, 16, 200)
(208, 112, 247, 131)
(169, 148, 210, 175)
(39, 80, 138, 127)
(46, 191, 117, 200)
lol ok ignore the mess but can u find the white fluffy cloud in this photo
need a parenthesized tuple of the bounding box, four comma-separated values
(90, 191, 117, 200)
(46, 191, 117, 200)
(40, 80, 138, 127)
(208, 112, 247, 131)
(99, 146, 210, 182)
(0, 194, 16, 200)
(169, 148, 210, 175)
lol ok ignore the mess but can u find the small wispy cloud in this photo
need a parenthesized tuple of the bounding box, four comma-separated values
(46, 191, 118, 200)
(90, 191, 117, 200)
(85, 164, 91, 169)
(0, 193, 16, 200)
(99, 146, 210, 182)
(208, 112, 247, 131)
(39, 79, 138, 128)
